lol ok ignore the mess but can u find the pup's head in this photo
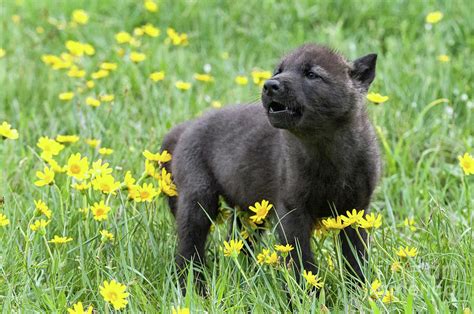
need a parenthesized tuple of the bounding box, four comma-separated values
(261, 44, 377, 131)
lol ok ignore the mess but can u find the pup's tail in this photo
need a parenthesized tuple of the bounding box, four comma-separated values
(161, 122, 188, 216)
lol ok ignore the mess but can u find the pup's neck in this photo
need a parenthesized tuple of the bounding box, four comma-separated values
(281, 113, 367, 166)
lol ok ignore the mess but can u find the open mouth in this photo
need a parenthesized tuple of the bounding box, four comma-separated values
(265, 101, 303, 129)
(268, 101, 302, 116)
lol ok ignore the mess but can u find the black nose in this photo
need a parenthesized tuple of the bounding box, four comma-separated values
(263, 79, 281, 95)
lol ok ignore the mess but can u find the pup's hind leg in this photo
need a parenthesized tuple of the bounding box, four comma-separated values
(175, 183, 218, 292)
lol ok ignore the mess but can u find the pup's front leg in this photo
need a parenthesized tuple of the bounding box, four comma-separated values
(276, 208, 317, 279)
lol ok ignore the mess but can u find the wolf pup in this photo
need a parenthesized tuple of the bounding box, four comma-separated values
(162, 43, 381, 286)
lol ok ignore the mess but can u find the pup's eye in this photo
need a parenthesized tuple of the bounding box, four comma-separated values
(273, 68, 282, 76)
(305, 71, 320, 80)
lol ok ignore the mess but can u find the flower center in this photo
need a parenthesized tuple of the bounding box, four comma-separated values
(70, 164, 81, 174)
(140, 191, 150, 199)
(107, 291, 118, 301)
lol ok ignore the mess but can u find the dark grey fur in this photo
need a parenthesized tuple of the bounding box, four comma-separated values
(162, 44, 381, 286)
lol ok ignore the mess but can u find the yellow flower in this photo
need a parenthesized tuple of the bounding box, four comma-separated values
(123, 171, 136, 188)
(251, 70, 272, 86)
(67, 301, 93, 314)
(49, 235, 73, 244)
(458, 153, 474, 175)
(130, 51, 146, 63)
(159, 168, 178, 196)
(72, 181, 91, 191)
(143, 149, 172, 163)
(86, 138, 100, 148)
(369, 279, 384, 299)
(134, 27, 144, 36)
(0, 121, 19, 140)
(30, 219, 50, 231)
(144, 0, 159, 12)
(92, 174, 121, 194)
(314, 220, 329, 238)
(358, 213, 382, 230)
(437, 54, 450, 63)
(322, 216, 348, 230)
(56, 134, 79, 144)
(0, 48, 5, 58)
(100, 94, 115, 102)
(79, 207, 89, 215)
(382, 288, 396, 304)
(66, 153, 89, 180)
(166, 28, 188, 46)
(42, 53, 73, 69)
(34, 166, 55, 186)
(86, 80, 95, 89)
(89, 159, 113, 177)
(99, 147, 113, 155)
(45, 157, 66, 173)
(404, 217, 416, 232)
(426, 11, 443, 24)
(145, 159, 159, 178)
(41, 54, 61, 66)
(12, 14, 21, 24)
(71, 9, 89, 25)
(100, 62, 118, 71)
(142, 23, 160, 37)
(150, 71, 165, 82)
(67, 66, 86, 78)
(340, 209, 365, 226)
(37, 136, 64, 159)
(302, 270, 324, 289)
(36, 26, 45, 34)
(127, 184, 140, 200)
(194, 73, 214, 82)
(100, 280, 129, 310)
(274, 244, 294, 253)
(91, 200, 111, 221)
(391, 261, 402, 272)
(91, 69, 109, 79)
(0, 213, 10, 227)
(59, 92, 75, 101)
(257, 249, 270, 264)
(175, 81, 192, 90)
(235, 75, 248, 85)
(86, 96, 101, 107)
(249, 200, 273, 224)
(65, 41, 93, 56)
(134, 183, 160, 202)
(211, 100, 222, 108)
(34, 200, 52, 218)
(100, 229, 114, 242)
(223, 239, 244, 257)
(172, 307, 190, 314)
(367, 92, 389, 104)
(115, 31, 132, 44)
(265, 251, 279, 266)
(396, 246, 418, 258)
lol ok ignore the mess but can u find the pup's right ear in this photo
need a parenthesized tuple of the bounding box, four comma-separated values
(350, 53, 377, 90)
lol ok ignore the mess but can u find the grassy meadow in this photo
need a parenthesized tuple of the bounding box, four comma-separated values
(1, 0, 473, 312)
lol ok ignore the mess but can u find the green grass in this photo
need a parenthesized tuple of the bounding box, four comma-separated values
(1, 0, 473, 312)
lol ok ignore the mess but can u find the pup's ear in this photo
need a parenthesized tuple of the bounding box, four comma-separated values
(350, 53, 377, 90)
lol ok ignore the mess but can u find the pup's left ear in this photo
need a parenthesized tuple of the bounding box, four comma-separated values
(350, 53, 377, 90)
